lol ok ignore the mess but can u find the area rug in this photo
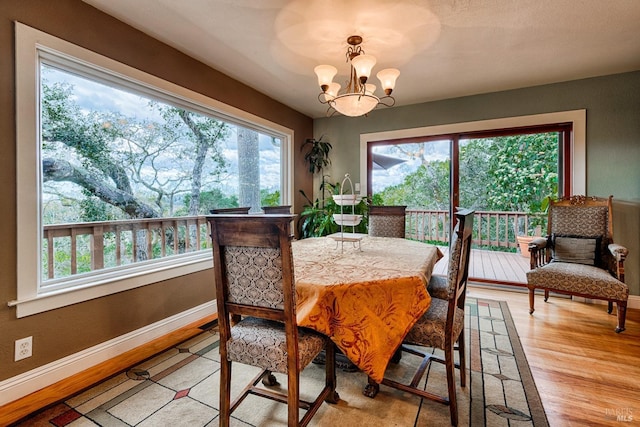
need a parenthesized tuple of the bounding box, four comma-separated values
(13, 298, 548, 426)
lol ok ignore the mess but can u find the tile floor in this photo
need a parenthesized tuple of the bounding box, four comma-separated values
(15, 328, 223, 426)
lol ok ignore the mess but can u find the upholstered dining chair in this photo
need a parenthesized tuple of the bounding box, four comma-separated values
(526, 195, 629, 332)
(368, 205, 407, 238)
(263, 205, 296, 240)
(207, 214, 338, 427)
(263, 205, 292, 214)
(209, 207, 251, 325)
(376, 209, 474, 427)
(209, 206, 251, 214)
(427, 275, 450, 300)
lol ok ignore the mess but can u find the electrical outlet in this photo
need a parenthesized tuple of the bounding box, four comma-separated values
(355, 182, 360, 193)
(15, 336, 33, 361)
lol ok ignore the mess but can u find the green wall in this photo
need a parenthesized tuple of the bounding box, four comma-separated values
(313, 71, 640, 294)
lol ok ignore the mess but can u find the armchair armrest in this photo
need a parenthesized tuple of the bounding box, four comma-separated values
(608, 243, 628, 261)
(608, 243, 628, 283)
(528, 236, 550, 270)
(529, 237, 548, 249)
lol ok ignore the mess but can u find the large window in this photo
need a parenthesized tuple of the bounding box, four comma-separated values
(369, 127, 568, 216)
(368, 129, 566, 250)
(361, 112, 585, 200)
(13, 24, 293, 317)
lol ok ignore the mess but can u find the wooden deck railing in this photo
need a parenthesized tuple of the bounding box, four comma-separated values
(43, 210, 544, 280)
(406, 209, 544, 249)
(43, 216, 209, 280)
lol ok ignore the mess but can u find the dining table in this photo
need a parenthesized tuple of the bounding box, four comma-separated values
(291, 235, 443, 384)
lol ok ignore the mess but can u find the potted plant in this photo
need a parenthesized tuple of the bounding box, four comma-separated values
(516, 229, 541, 257)
(302, 136, 332, 174)
(299, 136, 333, 237)
(516, 195, 553, 257)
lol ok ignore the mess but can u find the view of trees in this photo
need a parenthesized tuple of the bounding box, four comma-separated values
(374, 133, 559, 214)
(41, 65, 281, 225)
(39, 65, 284, 279)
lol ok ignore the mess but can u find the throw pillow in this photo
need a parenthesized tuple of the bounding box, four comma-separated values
(551, 234, 601, 265)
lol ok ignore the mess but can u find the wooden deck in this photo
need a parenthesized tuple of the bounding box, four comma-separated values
(432, 246, 530, 285)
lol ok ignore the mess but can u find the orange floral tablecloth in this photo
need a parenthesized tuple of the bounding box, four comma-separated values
(292, 236, 443, 383)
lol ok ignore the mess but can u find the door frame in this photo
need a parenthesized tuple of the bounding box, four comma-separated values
(359, 110, 586, 199)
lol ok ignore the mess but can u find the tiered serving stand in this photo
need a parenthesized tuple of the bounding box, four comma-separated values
(328, 174, 367, 251)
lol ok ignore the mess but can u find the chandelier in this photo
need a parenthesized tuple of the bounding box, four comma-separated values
(314, 35, 400, 117)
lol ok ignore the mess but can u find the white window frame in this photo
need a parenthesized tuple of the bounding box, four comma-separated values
(12, 23, 294, 317)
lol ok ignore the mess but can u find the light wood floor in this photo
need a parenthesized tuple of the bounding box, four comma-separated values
(4, 287, 638, 426)
(468, 286, 640, 426)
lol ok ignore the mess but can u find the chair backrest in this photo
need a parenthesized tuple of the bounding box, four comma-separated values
(209, 207, 251, 214)
(263, 205, 292, 214)
(207, 214, 298, 349)
(447, 209, 474, 310)
(547, 195, 613, 266)
(368, 205, 407, 238)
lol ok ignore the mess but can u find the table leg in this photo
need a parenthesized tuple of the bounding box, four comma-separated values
(363, 375, 380, 398)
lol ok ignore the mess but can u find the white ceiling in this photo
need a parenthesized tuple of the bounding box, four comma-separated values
(83, 0, 640, 119)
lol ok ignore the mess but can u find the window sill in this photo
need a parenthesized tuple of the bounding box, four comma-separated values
(10, 252, 213, 318)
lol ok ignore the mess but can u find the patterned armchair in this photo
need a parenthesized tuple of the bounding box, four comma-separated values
(207, 214, 339, 426)
(368, 205, 406, 238)
(526, 195, 629, 332)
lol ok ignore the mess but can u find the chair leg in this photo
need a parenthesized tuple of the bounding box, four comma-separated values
(544, 289, 549, 302)
(607, 301, 613, 314)
(445, 344, 458, 426)
(457, 332, 466, 388)
(219, 359, 232, 427)
(615, 301, 627, 333)
(287, 368, 300, 427)
(528, 288, 535, 314)
(262, 370, 279, 386)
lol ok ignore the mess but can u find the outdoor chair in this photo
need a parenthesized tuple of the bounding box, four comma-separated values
(368, 205, 406, 238)
(208, 214, 339, 427)
(526, 195, 629, 332)
(374, 209, 474, 426)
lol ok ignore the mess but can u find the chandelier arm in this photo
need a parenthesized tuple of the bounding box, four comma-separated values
(378, 96, 396, 107)
(317, 92, 331, 105)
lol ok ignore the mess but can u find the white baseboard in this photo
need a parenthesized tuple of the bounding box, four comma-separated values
(0, 301, 216, 407)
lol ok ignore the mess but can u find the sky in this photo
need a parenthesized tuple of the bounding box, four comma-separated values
(371, 141, 449, 192)
(41, 64, 282, 197)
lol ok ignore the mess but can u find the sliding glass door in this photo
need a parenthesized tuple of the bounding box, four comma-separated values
(367, 123, 571, 285)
